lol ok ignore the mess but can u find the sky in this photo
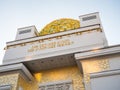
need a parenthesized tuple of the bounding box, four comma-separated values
(0, 0, 120, 64)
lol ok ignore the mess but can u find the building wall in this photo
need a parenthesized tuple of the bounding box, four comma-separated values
(34, 66, 85, 90)
(18, 75, 38, 90)
(0, 73, 38, 90)
(81, 58, 109, 82)
(81, 54, 120, 90)
(0, 73, 19, 90)
(80, 57, 110, 90)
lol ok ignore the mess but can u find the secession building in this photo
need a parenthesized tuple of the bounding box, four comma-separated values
(0, 12, 120, 90)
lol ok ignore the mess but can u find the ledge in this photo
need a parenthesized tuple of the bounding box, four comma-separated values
(0, 63, 34, 81)
(90, 69, 120, 78)
(6, 24, 100, 46)
(39, 80, 72, 86)
(75, 44, 120, 60)
(0, 85, 12, 90)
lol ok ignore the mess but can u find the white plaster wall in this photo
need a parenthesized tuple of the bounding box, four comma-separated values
(90, 54, 120, 90)
(3, 31, 106, 64)
(79, 12, 101, 28)
(109, 55, 120, 70)
(91, 74, 120, 90)
(15, 26, 38, 40)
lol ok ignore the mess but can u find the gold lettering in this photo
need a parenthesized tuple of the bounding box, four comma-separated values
(28, 39, 74, 52)
(33, 45, 39, 51)
(28, 46, 36, 52)
(39, 44, 46, 50)
(57, 39, 71, 47)
(48, 42, 56, 48)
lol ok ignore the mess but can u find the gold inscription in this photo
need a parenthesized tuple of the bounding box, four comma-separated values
(28, 39, 73, 52)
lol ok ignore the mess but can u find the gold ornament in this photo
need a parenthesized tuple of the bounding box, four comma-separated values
(39, 18, 80, 36)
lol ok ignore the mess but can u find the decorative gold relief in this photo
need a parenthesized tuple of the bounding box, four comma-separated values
(98, 59, 110, 71)
(84, 73, 90, 83)
(18, 75, 38, 90)
(21, 43, 25, 46)
(56, 36, 62, 39)
(66, 34, 71, 37)
(0, 73, 19, 90)
(39, 18, 80, 36)
(76, 32, 82, 35)
(34, 66, 85, 90)
(39, 39, 44, 43)
(81, 59, 110, 84)
(48, 38, 52, 41)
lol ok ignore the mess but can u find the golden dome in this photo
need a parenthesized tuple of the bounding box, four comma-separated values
(39, 18, 80, 36)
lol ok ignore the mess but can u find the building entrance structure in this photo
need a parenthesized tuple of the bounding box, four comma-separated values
(0, 12, 120, 90)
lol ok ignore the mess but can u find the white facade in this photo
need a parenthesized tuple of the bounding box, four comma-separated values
(15, 25, 39, 40)
(0, 12, 120, 90)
